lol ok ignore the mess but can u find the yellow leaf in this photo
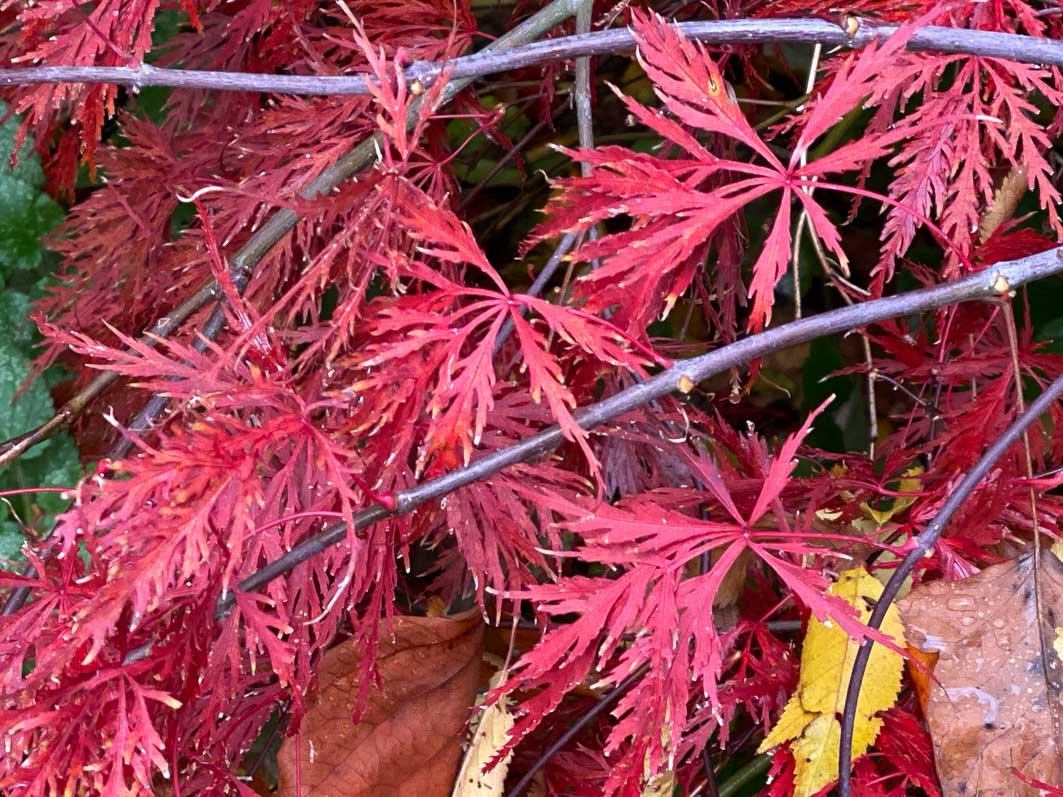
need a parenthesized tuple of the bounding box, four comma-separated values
(425, 596, 448, 618)
(757, 568, 905, 797)
(641, 771, 675, 797)
(789, 714, 884, 797)
(1052, 539, 1063, 564)
(452, 669, 515, 797)
(860, 466, 923, 529)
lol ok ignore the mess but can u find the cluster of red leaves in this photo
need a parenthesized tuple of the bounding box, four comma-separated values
(1, 0, 1063, 795)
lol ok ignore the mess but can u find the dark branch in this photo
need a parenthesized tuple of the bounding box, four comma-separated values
(0, 20, 1062, 96)
(0, 0, 581, 470)
(505, 664, 648, 797)
(837, 366, 1063, 797)
(217, 247, 1063, 617)
(0, 0, 582, 616)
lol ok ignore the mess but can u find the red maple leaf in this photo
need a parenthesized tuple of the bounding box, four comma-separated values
(531, 12, 927, 332)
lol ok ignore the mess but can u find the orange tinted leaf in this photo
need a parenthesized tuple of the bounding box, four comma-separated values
(277, 613, 485, 797)
(899, 552, 1063, 796)
(904, 644, 938, 715)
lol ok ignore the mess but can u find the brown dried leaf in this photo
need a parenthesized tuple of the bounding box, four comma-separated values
(978, 168, 1028, 243)
(277, 612, 485, 797)
(899, 552, 1063, 797)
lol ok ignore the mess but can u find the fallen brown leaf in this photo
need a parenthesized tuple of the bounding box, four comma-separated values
(899, 551, 1063, 797)
(277, 612, 484, 797)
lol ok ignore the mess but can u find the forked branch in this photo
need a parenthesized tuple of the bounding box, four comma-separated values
(4, 13, 1061, 464)
(0, 0, 581, 472)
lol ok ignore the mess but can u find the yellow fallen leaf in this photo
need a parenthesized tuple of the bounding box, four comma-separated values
(452, 669, 515, 797)
(641, 771, 675, 797)
(790, 713, 885, 797)
(860, 466, 923, 528)
(757, 567, 905, 797)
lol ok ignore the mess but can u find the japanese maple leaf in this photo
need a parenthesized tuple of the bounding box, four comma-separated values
(872, 54, 1063, 276)
(353, 192, 658, 471)
(531, 12, 923, 331)
(494, 399, 898, 794)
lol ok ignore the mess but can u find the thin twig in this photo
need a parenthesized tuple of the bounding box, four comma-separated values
(539, 0, 598, 353)
(494, 231, 583, 354)
(457, 115, 551, 210)
(837, 366, 1063, 797)
(998, 297, 1057, 753)
(216, 246, 1063, 617)
(2, 20, 1063, 95)
(789, 42, 881, 457)
(4, 13, 1058, 466)
(504, 664, 648, 797)
(790, 42, 822, 322)
(702, 745, 720, 797)
(572, 0, 601, 277)
(574, 0, 595, 163)
(0, 0, 584, 616)
(871, 371, 939, 418)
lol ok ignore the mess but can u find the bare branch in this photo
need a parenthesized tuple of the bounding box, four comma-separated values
(837, 363, 1063, 797)
(218, 246, 1063, 617)
(0, 20, 1062, 95)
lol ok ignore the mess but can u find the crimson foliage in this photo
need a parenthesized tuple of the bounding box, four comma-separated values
(0, 1, 1062, 795)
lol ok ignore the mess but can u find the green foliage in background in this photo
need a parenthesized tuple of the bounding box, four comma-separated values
(0, 102, 79, 563)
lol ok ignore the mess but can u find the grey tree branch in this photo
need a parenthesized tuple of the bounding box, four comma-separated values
(837, 366, 1063, 797)
(1, 11, 1058, 465)
(217, 246, 1063, 617)
(1, 19, 1061, 95)
(0, 0, 583, 616)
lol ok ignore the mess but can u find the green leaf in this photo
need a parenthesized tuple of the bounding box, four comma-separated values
(0, 99, 80, 566)
(0, 180, 63, 274)
(0, 102, 47, 188)
(0, 101, 63, 277)
(0, 338, 53, 451)
(0, 291, 37, 348)
(0, 338, 80, 565)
